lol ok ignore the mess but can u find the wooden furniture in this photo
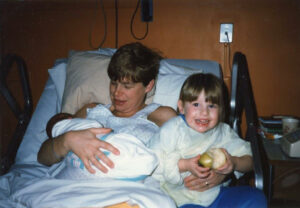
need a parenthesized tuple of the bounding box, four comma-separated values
(262, 137, 300, 202)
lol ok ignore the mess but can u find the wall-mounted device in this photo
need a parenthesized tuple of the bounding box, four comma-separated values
(280, 129, 300, 158)
(220, 23, 233, 43)
(141, 0, 153, 22)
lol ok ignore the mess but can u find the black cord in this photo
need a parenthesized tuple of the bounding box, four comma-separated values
(89, 0, 107, 49)
(115, 0, 118, 48)
(130, 0, 149, 40)
(225, 32, 232, 73)
(225, 31, 230, 43)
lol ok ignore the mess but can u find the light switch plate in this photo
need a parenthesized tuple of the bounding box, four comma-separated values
(220, 23, 233, 43)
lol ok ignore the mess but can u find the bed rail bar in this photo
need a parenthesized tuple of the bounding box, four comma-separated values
(0, 54, 33, 175)
(229, 52, 267, 193)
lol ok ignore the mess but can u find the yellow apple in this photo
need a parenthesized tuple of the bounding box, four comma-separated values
(198, 148, 226, 169)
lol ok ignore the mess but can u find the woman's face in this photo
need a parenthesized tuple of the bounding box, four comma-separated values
(109, 78, 154, 117)
(178, 90, 219, 133)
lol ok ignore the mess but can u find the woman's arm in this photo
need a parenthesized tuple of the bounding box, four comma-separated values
(37, 133, 68, 166)
(148, 106, 177, 126)
(37, 103, 120, 173)
(37, 128, 119, 173)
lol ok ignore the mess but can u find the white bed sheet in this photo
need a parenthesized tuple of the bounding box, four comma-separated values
(1, 164, 176, 208)
(0, 48, 221, 207)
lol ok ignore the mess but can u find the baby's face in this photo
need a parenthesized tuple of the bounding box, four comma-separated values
(178, 90, 219, 133)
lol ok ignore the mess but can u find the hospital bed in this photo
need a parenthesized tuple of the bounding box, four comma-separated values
(0, 48, 267, 207)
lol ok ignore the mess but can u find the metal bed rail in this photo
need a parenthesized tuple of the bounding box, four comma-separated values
(0, 54, 33, 175)
(229, 52, 269, 196)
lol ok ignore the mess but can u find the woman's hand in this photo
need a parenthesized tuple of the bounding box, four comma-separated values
(63, 128, 120, 174)
(183, 170, 226, 192)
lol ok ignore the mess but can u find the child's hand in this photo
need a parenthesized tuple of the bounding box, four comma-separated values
(214, 148, 234, 175)
(182, 155, 210, 178)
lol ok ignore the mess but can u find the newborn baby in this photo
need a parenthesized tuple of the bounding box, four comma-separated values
(47, 113, 158, 181)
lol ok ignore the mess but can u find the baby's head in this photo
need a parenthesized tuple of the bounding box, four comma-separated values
(178, 73, 225, 133)
(46, 113, 74, 139)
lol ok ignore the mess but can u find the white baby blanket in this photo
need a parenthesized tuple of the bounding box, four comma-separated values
(52, 118, 158, 180)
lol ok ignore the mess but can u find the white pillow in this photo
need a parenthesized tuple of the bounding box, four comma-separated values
(47, 49, 116, 113)
(48, 62, 67, 112)
(153, 74, 189, 111)
(153, 62, 203, 111)
(60, 51, 155, 114)
(159, 60, 197, 75)
(48, 50, 204, 115)
(61, 52, 112, 114)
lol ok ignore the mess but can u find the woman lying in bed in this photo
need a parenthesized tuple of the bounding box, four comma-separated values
(37, 42, 228, 194)
(38, 42, 176, 172)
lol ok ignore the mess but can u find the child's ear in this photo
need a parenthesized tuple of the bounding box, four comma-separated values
(177, 100, 184, 114)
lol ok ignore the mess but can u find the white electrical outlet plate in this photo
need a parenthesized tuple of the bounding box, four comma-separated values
(220, 23, 233, 43)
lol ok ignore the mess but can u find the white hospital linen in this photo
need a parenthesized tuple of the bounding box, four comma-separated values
(53, 118, 158, 180)
(0, 163, 176, 208)
(86, 103, 160, 145)
(149, 116, 252, 207)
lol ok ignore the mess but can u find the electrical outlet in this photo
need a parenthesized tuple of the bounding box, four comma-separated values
(220, 23, 233, 43)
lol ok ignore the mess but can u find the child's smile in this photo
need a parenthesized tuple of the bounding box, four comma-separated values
(195, 119, 209, 126)
(178, 90, 219, 133)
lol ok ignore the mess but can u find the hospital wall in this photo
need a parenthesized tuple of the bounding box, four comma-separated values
(0, 0, 299, 156)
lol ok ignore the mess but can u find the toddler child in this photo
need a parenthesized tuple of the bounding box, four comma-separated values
(149, 73, 266, 208)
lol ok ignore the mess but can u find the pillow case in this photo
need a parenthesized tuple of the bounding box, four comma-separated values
(50, 50, 207, 115)
(153, 73, 190, 111)
(48, 62, 67, 112)
(61, 52, 112, 114)
(48, 48, 117, 114)
(153, 64, 203, 111)
(61, 50, 155, 114)
(159, 60, 200, 75)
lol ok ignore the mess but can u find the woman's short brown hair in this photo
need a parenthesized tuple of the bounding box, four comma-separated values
(179, 73, 225, 122)
(107, 42, 163, 86)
